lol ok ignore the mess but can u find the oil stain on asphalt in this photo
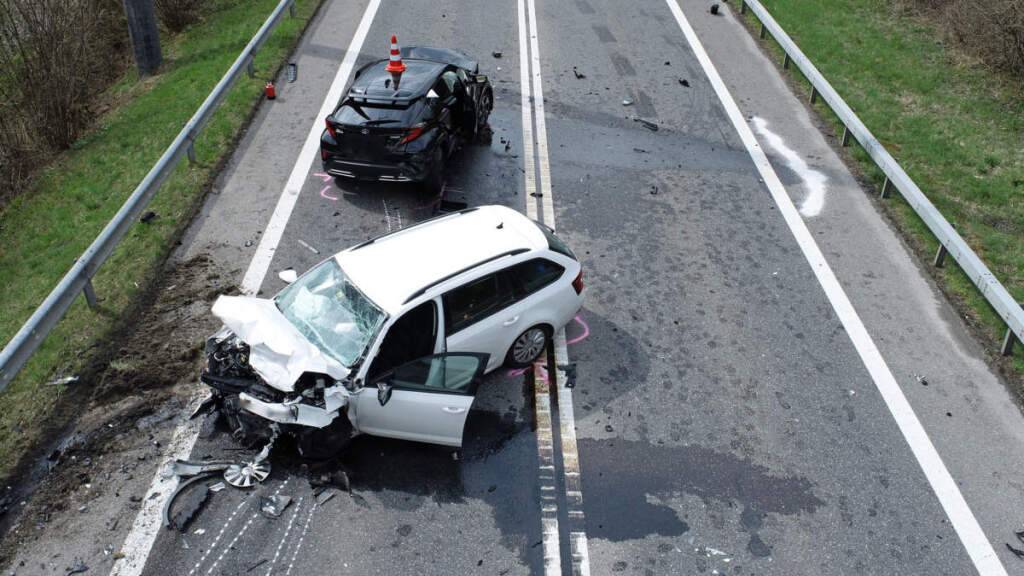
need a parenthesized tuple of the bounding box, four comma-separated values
(578, 437, 823, 557)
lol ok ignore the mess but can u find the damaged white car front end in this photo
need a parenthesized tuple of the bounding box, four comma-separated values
(201, 259, 387, 457)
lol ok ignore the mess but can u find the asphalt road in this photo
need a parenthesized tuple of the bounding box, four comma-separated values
(95, 0, 1024, 574)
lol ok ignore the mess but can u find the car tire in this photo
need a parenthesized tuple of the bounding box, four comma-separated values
(475, 89, 493, 143)
(421, 145, 445, 197)
(296, 412, 353, 460)
(505, 325, 549, 368)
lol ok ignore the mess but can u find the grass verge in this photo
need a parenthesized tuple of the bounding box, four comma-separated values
(738, 0, 1024, 383)
(0, 0, 320, 477)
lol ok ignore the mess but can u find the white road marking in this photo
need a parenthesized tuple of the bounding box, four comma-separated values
(108, 1, 382, 574)
(751, 116, 827, 217)
(518, 0, 538, 221)
(186, 498, 249, 576)
(664, 1, 1007, 574)
(284, 502, 317, 576)
(265, 497, 304, 576)
(241, 0, 381, 295)
(520, 0, 591, 573)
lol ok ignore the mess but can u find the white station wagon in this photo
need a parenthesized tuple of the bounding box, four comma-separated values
(201, 205, 583, 456)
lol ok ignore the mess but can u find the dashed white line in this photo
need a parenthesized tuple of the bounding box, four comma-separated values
(664, 1, 1007, 574)
(108, 2, 382, 574)
(265, 497, 304, 576)
(284, 502, 317, 576)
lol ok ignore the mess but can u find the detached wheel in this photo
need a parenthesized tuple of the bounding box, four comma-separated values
(505, 326, 549, 368)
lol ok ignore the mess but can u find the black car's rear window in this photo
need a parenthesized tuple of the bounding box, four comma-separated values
(534, 221, 576, 260)
(333, 100, 425, 127)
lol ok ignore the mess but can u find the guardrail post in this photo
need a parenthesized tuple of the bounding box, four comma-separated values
(759, 23, 767, 39)
(186, 141, 197, 164)
(809, 86, 819, 104)
(1003, 326, 1018, 356)
(783, 53, 791, 69)
(934, 244, 948, 267)
(246, 56, 256, 79)
(83, 280, 98, 309)
(880, 176, 892, 198)
(740, 1, 747, 15)
(289, 0, 296, 17)
(841, 126, 851, 147)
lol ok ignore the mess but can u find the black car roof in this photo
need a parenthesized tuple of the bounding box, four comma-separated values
(348, 59, 446, 101)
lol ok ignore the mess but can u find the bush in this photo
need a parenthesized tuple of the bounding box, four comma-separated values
(155, 0, 205, 33)
(0, 0, 126, 202)
(898, 0, 1024, 78)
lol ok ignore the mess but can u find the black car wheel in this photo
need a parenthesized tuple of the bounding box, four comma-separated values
(475, 89, 493, 142)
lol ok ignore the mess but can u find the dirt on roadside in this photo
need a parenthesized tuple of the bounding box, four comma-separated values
(0, 253, 234, 574)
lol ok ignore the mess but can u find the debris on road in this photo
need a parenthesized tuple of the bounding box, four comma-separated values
(559, 362, 577, 389)
(278, 268, 298, 283)
(297, 239, 320, 255)
(247, 559, 269, 572)
(163, 474, 213, 532)
(66, 562, 89, 575)
(287, 62, 298, 83)
(710, 3, 720, 15)
(1006, 542, 1024, 559)
(679, 78, 690, 87)
(650, 185, 659, 195)
(259, 495, 292, 518)
(622, 97, 634, 106)
(315, 488, 338, 507)
(572, 66, 586, 79)
(915, 374, 929, 386)
(633, 147, 649, 153)
(140, 211, 158, 224)
(209, 482, 226, 493)
(492, 51, 503, 58)
(309, 469, 350, 493)
(634, 118, 659, 132)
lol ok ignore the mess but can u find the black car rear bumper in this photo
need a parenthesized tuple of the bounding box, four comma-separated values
(323, 155, 430, 183)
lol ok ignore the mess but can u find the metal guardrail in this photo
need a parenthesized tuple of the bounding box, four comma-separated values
(739, 0, 1023, 358)
(0, 0, 298, 391)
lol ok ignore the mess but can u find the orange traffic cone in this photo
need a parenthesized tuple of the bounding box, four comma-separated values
(385, 35, 406, 73)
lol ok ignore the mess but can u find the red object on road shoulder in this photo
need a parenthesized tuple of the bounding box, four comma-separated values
(265, 81, 276, 100)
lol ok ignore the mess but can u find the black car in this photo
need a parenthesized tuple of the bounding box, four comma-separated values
(320, 46, 493, 194)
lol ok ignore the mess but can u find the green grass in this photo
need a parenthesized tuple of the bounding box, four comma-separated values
(743, 0, 1024, 376)
(0, 0, 319, 476)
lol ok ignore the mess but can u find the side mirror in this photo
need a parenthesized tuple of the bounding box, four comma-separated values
(377, 381, 393, 406)
(475, 74, 488, 84)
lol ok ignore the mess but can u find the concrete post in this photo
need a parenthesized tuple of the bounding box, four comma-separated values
(123, 0, 162, 76)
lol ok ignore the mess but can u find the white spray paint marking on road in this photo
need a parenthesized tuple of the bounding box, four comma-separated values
(284, 502, 317, 576)
(664, 1, 1007, 574)
(751, 116, 827, 217)
(108, 2, 382, 574)
(521, 0, 591, 572)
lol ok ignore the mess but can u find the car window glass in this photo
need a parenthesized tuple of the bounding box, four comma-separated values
(507, 259, 565, 297)
(389, 355, 481, 394)
(443, 273, 516, 335)
(431, 77, 452, 101)
(334, 102, 410, 126)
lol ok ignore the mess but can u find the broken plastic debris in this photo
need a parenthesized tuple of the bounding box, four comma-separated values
(163, 474, 215, 531)
(297, 239, 320, 255)
(679, 78, 690, 87)
(634, 118, 659, 131)
(47, 375, 79, 387)
(209, 482, 225, 493)
(315, 489, 338, 506)
(710, 3, 720, 15)
(259, 495, 292, 518)
(572, 66, 586, 79)
(622, 97, 634, 106)
(492, 51, 503, 58)
(278, 269, 298, 283)
(140, 211, 158, 224)
(287, 62, 298, 83)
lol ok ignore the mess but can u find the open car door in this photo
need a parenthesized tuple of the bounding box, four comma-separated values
(353, 353, 488, 447)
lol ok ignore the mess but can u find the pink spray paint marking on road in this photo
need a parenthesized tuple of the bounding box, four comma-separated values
(319, 185, 338, 201)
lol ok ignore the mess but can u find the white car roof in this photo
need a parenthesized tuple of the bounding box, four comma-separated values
(336, 205, 547, 315)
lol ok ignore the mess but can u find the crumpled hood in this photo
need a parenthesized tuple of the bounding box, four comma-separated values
(211, 295, 349, 392)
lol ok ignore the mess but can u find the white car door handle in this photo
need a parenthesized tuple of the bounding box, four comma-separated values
(503, 316, 520, 326)
(442, 406, 466, 414)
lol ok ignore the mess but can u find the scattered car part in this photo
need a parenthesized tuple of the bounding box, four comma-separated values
(309, 469, 351, 492)
(287, 62, 298, 83)
(572, 66, 585, 79)
(278, 269, 298, 284)
(259, 495, 292, 518)
(169, 459, 233, 478)
(634, 118, 659, 131)
(190, 394, 218, 419)
(162, 472, 217, 530)
(315, 489, 338, 506)
(710, 3, 720, 15)
(47, 375, 79, 387)
(224, 461, 271, 488)
(622, 97, 634, 106)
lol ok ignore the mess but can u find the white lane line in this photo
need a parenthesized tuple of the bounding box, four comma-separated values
(518, 0, 539, 221)
(241, 0, 381, 295)
(283, 502, 316, 576)
(532, 362, 563, 576)
(265, 497, 304, 576)
(663, 2, 1007, 574)
(521, 0, 591, 573)
(186, 498, 249, 576)
(108, 2, 382, 574)
(751, 116, 827, 218)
